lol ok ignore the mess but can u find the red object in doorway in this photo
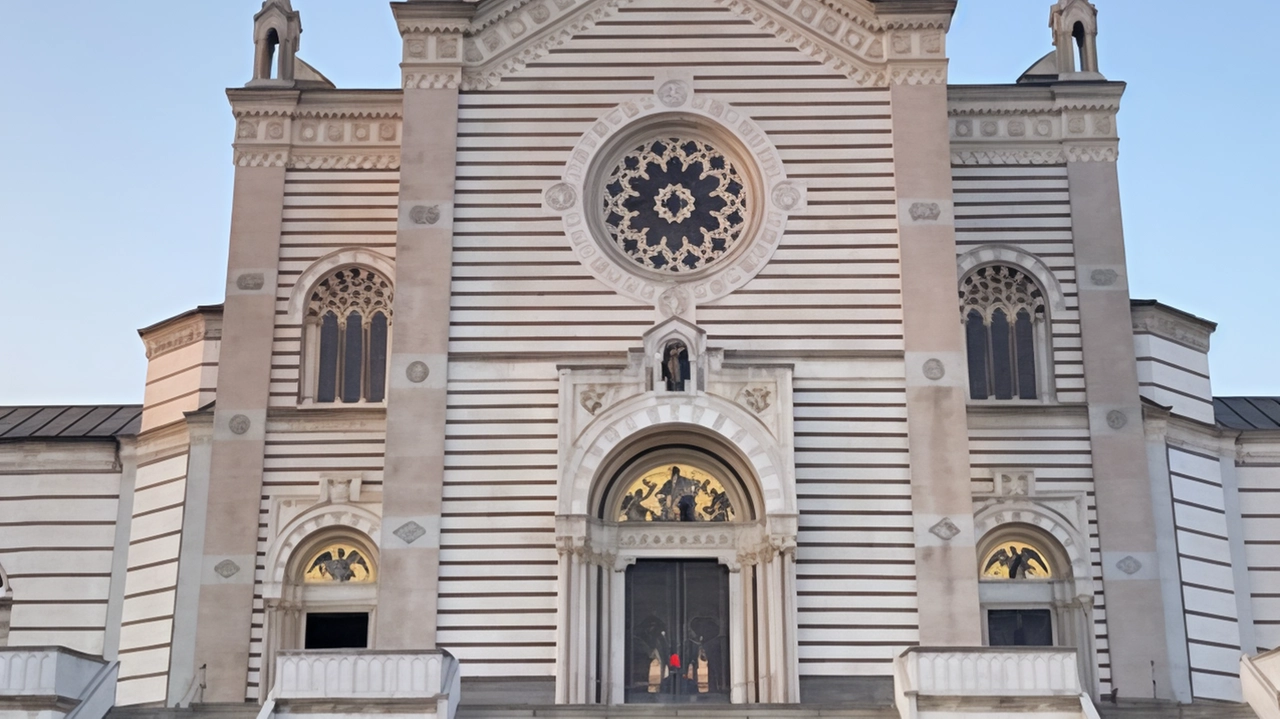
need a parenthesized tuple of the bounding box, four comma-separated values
(669, 654, 681, 669)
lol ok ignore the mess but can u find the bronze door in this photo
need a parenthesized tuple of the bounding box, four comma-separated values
(624, 559, 730, 703)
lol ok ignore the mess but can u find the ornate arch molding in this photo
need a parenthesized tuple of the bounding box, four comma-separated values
(956, 245, 1067, 315)
(973, 498, 1093, 598)
(262, 503, 382, 601)
(284, 249, 396, 326)
(543, 84, 806, 314)
(560, 392, 797, 520)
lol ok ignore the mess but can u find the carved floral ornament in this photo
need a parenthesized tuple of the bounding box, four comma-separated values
(545, 85, 803, 310)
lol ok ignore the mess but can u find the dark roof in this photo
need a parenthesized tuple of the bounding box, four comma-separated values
(1215, 398, 1280, 431)
(0, 406, 143, 440)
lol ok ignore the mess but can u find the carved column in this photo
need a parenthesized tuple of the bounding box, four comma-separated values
(1064, 80, 1173, 698)
(189, 90, 297, 701)
(375, 4, 470, 651)
(887, 15, 983, 646)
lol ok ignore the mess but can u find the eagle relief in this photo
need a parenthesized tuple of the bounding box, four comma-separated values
(304, 543, 374, 583)
(982, 541, 1052, 579)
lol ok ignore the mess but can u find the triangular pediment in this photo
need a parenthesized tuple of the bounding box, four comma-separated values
(434, 0, 950, 89)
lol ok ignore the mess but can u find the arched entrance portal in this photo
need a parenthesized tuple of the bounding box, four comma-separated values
(556, 393, 799, 706)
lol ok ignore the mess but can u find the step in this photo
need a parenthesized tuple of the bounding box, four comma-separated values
(457, 705, 899, 719)
(1095, 699, 1258, 719)
(107, 705, 263, 719)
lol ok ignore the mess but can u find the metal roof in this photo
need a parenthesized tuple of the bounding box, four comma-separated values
(1215, 397, 1280, 431)
(0, 405, 142, 440)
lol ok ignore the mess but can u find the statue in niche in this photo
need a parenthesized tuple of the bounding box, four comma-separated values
(662, 341, 690, 391)
(620, 479, 660, 522)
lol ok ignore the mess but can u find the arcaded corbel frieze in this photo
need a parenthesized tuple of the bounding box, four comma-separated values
(1062, 143, 1119, 163)
(287, 153, 402, 171)
(461, 0, 630, 90)
(234, 147, 290, 168)
(950, 147, 1067, 166)
(404, 68, 464, 90)
(888, 61, 947, 86)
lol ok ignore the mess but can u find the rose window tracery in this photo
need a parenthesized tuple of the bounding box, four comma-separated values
(602, 137, 749, 274)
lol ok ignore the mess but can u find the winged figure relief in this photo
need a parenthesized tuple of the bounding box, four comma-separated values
(308, 547, 370, 582)
(983, 544, 1050, 579)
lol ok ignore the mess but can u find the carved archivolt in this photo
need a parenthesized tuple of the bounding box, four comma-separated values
(956, 245, 1067, 315)
(262, 503, 382, 598)
(286, 249, 396, 326)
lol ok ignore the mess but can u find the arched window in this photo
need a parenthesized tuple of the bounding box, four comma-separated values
(304, 267, 393, 404)
(960, 265, 1047, 401)
(977, 524, 1091, 656)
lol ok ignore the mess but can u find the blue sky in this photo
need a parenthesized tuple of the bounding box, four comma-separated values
(1, 1, 1276, 403)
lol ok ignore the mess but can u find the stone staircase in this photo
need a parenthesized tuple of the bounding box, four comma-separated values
(457, 706, 899, 719)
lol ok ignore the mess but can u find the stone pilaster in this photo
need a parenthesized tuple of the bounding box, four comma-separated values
(376, 3, 471, 651)
(189, 89, 296, 702)
(886, 12, 982, 645)
(1065, 91, 1174, 696)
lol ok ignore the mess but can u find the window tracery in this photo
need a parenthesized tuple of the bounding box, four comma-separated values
(305, 267, 393, 404)
(602, 137, 749, 274)
(960, 265, 1046, 400)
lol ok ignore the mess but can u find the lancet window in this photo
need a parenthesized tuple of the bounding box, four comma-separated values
(305, 267, 392, 404)
(960, 265, 1046, 400)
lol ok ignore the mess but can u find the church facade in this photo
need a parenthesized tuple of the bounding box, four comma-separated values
(3, 2, 1280, 718)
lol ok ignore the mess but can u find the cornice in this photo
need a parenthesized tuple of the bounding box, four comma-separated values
(947, 82, 1122, 165)
(1132, 304, 1214, 352)
(140, 311, 222, 360)
(461, 0, 630, 90)
(391, 2, 475, 34)
(288, 153, 402, 170)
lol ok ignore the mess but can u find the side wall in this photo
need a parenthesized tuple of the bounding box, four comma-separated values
(0, 441, 122, 656)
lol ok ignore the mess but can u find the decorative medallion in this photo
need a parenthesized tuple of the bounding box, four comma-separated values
(410, 205, 441, 225)
(580, 388, 606, 415)
(1091, 269, 1119, 287)
(393, 521, 428, 545)
(929, 517, 961, 541)
(545, 182, 577, 211)
(738, 387, 772, 414)
(236, 273, 265, 291)
(909, 202, 942, 222)
(603, 137, 749, 274)
(1116, 555, 1143, 575)
(922, 359, 946, 381)
(406, 361, 430, 383)
(214, 559, 241, 578)
(771, 183, 802, 212)
(1106, 410, 1127, 430)
(228, 415, 251, 435)
(656, 80, 690, 108)
(658, 286, 691, 318)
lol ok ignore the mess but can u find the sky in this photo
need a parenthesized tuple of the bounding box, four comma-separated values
(0, 0, 1276, 404)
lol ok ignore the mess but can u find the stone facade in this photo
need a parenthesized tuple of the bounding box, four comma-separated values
(1, 2, 1278, 719)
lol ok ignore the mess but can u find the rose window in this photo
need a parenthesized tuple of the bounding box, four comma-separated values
(602, 137, 749, 273)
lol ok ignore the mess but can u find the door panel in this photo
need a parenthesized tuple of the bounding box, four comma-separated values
(624, 559, 730, 703)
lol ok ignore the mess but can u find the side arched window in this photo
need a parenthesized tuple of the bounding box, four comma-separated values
(305, 267, 393, 404)
(960, 265, 1047, 401)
